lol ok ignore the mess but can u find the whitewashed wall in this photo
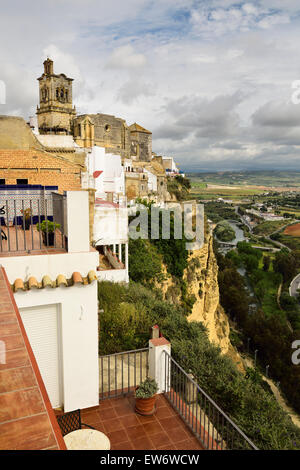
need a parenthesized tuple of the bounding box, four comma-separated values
(97, 269, 128, 283)
(14, 282, 99, 412)
(83, 146, 125, 196)
(93, 206, 128, 245)
(1, 248, 100, 412)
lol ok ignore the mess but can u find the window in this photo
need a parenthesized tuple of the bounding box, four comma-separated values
(17, 179, 28, 185)
(0, 179, 5, 185)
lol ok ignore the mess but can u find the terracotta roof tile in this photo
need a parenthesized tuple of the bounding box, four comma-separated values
(56, 274, 67, 287)
(13, 279, 25, 292)
(129, 122, 152, 134)
(42, 275, 53, 288)
(28, 277, 39, 289)
(72, 272, 83, 284)
(88, 270, 97, 283)
(11, 271, 97, 292)
(0, 267, 66, 450)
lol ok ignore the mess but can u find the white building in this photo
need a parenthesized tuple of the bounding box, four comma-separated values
(162, 156, 184, 177)
(82, 146, 129, 283)
(82, 146, 125, 203)
(145, 168, 158, 193)
(0, 191, 99, 413)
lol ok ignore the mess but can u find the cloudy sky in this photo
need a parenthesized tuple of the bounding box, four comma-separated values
(1, 0, 300, 171)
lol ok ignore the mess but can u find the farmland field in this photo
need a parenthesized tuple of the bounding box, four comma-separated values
(188, 170, 300, 188)
(188, 170, 300, 201)
(283, 223, 300, 237)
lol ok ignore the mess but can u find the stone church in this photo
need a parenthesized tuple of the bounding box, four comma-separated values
(37, 58, 152, 162)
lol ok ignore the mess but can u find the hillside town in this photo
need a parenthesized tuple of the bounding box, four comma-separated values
(1, 47, 300, 455)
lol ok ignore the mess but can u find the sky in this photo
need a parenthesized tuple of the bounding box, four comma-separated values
(1, 0, 300, 171)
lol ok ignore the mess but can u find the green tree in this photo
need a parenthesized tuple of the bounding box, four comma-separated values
(273, 250, 297, 282)
(128, 238, 162, 284)
(263, 256, 271, 272)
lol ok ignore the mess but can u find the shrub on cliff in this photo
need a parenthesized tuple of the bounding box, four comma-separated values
(128, 238, 162, 285)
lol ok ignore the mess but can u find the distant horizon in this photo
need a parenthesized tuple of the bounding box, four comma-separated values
(184, 168, 300, 174)
(2, 1, 300, 171)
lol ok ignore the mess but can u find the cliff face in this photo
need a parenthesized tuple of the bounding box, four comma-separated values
(160, 234, 244, 370)
(185, 236, 231, 354)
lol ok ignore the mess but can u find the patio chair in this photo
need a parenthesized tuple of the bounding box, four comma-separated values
(56, 409, 95, 436)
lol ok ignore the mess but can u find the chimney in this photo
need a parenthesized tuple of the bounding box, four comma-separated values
(151, 324, 160, 339)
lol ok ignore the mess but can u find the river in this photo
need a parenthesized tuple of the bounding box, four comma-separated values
(216, 220, 258, 311)
(216, 220, 247, 253)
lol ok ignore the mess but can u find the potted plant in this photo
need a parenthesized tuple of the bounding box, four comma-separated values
(36, 219, 61, 246)
(135, 377, 158, 416)
(21, 208, 32, 230)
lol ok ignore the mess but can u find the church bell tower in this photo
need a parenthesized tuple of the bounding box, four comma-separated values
(36, 58, 76, 135)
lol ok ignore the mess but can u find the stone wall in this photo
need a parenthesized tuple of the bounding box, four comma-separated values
(74, 114, 131, 157)
(125, 172, 148, 201)
(130, 130, 152, 162)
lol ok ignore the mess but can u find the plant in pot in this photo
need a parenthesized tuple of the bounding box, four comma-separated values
(135, 377, 158, 416)
(21, 208, 32, 230)
(36, 219, 61, 246)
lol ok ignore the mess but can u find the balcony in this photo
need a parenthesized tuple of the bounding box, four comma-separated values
(0, 192, 66, 256)
(67, 394, 204, 451)
(77, 343, 258, 451)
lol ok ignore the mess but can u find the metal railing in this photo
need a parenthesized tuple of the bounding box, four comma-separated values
(99, 348, 149, 400)
(163, 351, 258, 450)
(0, 195, 66, 253)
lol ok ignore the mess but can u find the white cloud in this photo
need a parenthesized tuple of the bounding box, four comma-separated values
(106, 45, 146, 69)
(42, 45, 82, 82)
(1, 0, 300, 170)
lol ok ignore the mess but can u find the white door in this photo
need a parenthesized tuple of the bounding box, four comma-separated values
(20, 304, 62, 408)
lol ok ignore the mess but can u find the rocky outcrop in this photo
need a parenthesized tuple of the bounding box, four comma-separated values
(159, 234, 244, 370)
(185, 236, 231, 354)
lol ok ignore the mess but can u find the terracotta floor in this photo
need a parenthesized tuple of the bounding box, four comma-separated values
(58, 394, 204, 451)
(0, 225, 65, 256)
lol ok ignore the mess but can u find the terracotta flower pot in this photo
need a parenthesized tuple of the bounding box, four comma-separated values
(135, 393, 157, 416)
(42, 231, 55, 246)
(23, 218, 30, 230)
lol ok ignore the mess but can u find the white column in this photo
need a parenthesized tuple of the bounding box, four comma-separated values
(113, 244, 116, 254)
(125, 242, 129, 283)
(119, 244, 122, 262)
(125, 243, 128, 268)
(148, 337, 171, 394)
(66, 191, 90, 253)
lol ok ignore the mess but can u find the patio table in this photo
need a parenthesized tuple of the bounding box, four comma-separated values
(63, 429, 111, 450)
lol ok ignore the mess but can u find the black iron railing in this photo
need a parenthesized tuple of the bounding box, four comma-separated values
(99, 348, 149, 399)
(163, 351, 258, 450)
(0, 194, 66, 253)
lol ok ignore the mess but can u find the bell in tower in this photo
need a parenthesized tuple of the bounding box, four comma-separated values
(36, 58, 76, 135)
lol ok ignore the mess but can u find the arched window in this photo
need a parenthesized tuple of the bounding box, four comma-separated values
(41, 87, 48, 102)
(56, 88, 59, 99)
